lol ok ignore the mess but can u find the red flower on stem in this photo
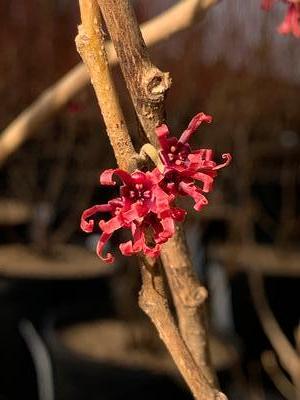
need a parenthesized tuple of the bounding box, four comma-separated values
(119, 207, 186, 259)
(156, 113, 231, 211)
(81, 168, 185, 263)
(156, 113, 213, 172)
(81, 113, 231, 264)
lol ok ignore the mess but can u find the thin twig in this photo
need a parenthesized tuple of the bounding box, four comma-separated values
(248, 272, 300, 396)
(76, 0, 136, 170)
(261, 350, 296, 400)
(0, 0, 217, 166)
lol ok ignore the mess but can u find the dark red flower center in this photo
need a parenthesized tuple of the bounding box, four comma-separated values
(160, 170, 192, 195)
(122, 182, 152, 205)
(165, 143, 190, 167)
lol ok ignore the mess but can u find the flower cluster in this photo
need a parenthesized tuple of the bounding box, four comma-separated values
(81, 113, 231, 263)
(262, 0, 300, 38)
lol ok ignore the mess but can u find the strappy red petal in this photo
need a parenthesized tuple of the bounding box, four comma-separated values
(80, 204, 112, 232)
(179, 113, 212, 145)
(96, 232, 114, 264)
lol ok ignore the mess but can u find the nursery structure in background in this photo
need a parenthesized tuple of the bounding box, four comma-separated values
(0, 0, 299, 399)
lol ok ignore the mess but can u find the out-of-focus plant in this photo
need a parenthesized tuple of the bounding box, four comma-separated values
(262, 0, 300, 37)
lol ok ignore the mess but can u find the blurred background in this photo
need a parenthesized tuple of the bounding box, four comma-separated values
(0, 0, 299, 399)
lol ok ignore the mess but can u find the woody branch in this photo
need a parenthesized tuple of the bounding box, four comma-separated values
(98, 0, 218, 388)
(76, 0, 225, 398)
(0, 0, 217, 167)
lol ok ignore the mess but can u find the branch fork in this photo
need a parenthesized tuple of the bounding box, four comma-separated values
(77, 0, 225, 398)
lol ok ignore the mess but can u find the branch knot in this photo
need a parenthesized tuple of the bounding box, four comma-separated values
(143, 68, 171, 102)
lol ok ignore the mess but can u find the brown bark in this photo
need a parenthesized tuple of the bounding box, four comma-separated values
(139, 258, 224, 400)
(98, 0, 171, 147)
(75, 0, 227, 397)
(76, 0, 136, 170)
(99, 0, 218, 387)
(161, 225, 217, 386)
(76, 1, 224, 398)
(99, 0, 223, 396)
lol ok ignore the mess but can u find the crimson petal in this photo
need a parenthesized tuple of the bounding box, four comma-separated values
(100, 168, 133, 186)
(159, 216, 175, 241)
(152, 185, 173, 215)
(122, 203, 148, 223)
(179, 113, 212, 145)
(156, 124, 170, 150)
(143, 242, 161, 258)
(99, 214, 124, 234)
(179, 181, 208, 211)
(96, 232, 114, 264)
(191, 148, 214, 161)
(119, 240, 135, 256)
(171, 207, 187, 222)
(80, 204, 112, 232)
(191, 171, 214, 193)
(119, 223, 144, 256)
(290, 4, 300, 37)
(213, 153, 232, 170)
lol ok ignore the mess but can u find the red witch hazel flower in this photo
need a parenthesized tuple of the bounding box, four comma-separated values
(81, 112, 231, 264)
(81, 168, 186, 263)
(262, 0, 300, 38)
(156, 113, 231, 211)
(157, 113, 213, 173)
